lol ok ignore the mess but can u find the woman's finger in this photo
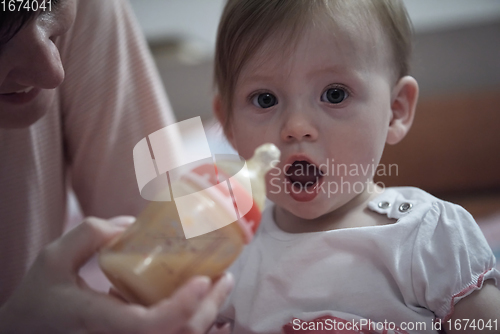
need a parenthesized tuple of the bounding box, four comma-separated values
(207, 323, 231, 334)
(50, 216, 135, 273)
(141, 275, 212, 331)
(182, 273, 234, 333)
(108, 286, 129, 303)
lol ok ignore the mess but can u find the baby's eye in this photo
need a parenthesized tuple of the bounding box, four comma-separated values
(321, 88, 348, 104)
(252, 93, 278, 108)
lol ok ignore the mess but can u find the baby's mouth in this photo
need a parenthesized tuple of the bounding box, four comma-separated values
(286, 161, 323, 190)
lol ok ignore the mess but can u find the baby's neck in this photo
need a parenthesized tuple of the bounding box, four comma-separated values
(274, 184, 388, 233)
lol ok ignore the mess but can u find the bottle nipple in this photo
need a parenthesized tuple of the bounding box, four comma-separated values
(245, 143, 281, 211)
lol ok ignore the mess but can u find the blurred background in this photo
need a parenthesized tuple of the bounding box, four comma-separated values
(126, 0, 500, 219)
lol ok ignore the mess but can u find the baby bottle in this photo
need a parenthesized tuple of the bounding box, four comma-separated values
(98, 143, 280, 306)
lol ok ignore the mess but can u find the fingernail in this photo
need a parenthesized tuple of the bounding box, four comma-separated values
(109, 216, 136, 228)
(220, 272, 234, 294)
(193, 276, 211, 300)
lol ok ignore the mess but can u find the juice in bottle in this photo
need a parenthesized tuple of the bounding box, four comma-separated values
(98, 143, 280, 305)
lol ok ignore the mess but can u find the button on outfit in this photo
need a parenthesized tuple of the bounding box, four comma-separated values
(399, 202, 412, 213)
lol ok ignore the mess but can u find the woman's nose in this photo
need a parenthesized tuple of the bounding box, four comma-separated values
(9, 27, 65, 89)
(280, 108, 319, 143)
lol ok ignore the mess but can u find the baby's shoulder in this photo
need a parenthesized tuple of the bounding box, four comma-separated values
(378, 190, 499, 321)
(369, 186, 472, 227)
(373, 187, 493, 268)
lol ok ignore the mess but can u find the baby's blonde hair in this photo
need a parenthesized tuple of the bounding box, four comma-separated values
(214, 0, 413, 133)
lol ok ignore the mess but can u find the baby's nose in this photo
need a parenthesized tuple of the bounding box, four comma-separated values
(280, 110, 319, 142)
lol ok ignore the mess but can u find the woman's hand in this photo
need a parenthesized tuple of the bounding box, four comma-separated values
(0, 216, 234, 334)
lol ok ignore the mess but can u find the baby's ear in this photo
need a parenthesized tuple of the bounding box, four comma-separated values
(386, 76, 419, 145)
(213, 95, 234, 146)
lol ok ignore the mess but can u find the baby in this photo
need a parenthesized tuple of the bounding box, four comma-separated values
(212, 0, 500, 333)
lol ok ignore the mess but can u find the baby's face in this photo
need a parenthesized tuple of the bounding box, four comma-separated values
(227, 21, 397, 220)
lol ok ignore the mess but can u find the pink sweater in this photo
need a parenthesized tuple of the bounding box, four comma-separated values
(0, 0, 175, 304)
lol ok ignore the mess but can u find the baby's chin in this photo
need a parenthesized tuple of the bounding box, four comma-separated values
(274, 199, 333, 221)
(293, 213, 324, 222)
(273, 191, 361, 222)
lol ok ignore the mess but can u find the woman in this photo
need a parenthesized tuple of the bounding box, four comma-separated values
(0, 0, 232, 332)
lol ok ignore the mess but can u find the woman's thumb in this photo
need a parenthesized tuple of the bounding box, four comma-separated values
(53, 216, 135, 272)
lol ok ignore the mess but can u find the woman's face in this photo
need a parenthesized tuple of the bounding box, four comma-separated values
(0, 0, 77, 128)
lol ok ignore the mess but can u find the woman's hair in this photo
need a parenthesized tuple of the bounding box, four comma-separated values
(214, 0, 413, 133)
(0, 10, 37, 46)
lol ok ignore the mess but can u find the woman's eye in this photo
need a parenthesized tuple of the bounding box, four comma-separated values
(252, 93, 278, 108)
(321, 88, 348, 104)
